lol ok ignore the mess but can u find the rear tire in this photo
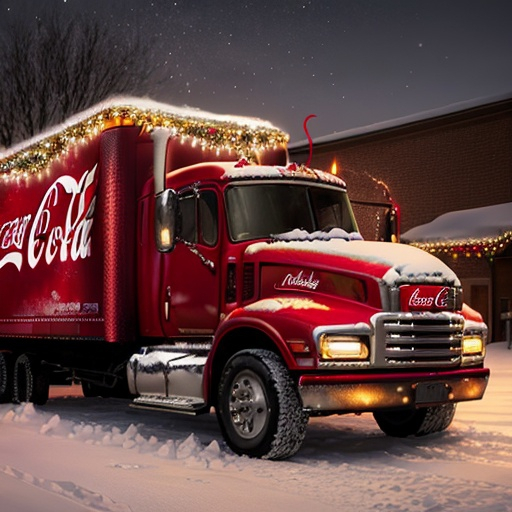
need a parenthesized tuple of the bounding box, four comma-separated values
(12, 354, 49, 405)
(374, 404, 456, 437)
(0, 352, 13, 403)
(216, 349, 308, 460)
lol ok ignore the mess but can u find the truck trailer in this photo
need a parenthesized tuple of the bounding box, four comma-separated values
(0, 98, 489, 459)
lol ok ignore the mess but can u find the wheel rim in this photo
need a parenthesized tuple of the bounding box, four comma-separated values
(228, 369, 269, 440)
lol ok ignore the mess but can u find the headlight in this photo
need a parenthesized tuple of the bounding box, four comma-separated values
(462, 335, 485, 355)
(320, 334, 369, 360)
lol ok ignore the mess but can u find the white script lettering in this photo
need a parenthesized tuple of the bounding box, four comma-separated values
(28, 165, 98, 269)
(434, 287, 449, 308)
(0, 215, 32, 270)
(0, 215, 32, 250)
(280, 270, 320, 290)
(0, 165, 98, 272)
(408, 287, 450, 308)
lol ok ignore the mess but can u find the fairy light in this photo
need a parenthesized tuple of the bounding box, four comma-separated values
(0, 103, 289, 178)
(410, 230, 512, 260)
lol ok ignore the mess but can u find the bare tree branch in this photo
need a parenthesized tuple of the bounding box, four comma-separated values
(0, 11, 161, 148)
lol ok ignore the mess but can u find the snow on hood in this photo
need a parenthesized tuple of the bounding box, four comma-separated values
(378, 243, 460, 286)
(245, 297, 330, 312)
(246, 235, 460, 287)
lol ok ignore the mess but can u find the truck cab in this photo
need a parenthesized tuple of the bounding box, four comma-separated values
(128, 130, 489, 460)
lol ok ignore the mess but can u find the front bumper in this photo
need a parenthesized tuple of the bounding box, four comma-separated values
(298, 367, 489, 413)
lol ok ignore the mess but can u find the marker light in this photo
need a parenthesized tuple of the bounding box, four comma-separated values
(160, 228, 171, 248)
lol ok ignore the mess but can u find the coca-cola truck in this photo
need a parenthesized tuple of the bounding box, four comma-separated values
(0, 99, 489, 459)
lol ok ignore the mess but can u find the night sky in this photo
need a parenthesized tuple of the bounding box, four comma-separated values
(1, 0, 511, 142)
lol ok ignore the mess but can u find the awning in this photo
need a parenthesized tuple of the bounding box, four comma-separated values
(402, 203, 512, 259)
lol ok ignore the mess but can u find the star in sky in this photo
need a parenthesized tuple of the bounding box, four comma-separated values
(1, 0, 511, 141)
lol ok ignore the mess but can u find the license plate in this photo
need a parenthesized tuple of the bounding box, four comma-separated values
(415, 382, 450, 405)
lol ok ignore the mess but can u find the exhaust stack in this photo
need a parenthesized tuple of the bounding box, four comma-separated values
(151, 128, 172, 195)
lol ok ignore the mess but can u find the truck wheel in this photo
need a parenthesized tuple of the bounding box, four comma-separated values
(82, 381, 116, 398)
(0, 352, 13, 403)
(12, 354, 49, 405)
(82, 381, 103, 398)
(216, 349, 308, 460)
(82, 377, 129, 398)
(373, 404, 456, 437)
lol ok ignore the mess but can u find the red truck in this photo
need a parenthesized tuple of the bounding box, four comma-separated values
(0, 99, 489, 459)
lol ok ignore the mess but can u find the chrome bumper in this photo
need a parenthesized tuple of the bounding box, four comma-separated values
(298, 367, 489, 413)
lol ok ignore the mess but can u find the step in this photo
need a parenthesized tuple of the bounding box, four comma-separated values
(130, 394, 208, 415)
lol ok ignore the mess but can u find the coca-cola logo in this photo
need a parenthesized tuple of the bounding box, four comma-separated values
(278, 270, 320, 290)
(408, 286, 450, 309)
(0, 165, 98, 272)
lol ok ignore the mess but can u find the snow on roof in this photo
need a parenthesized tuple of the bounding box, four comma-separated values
(402, 203, 512, 243)
(3, 96, 283, 154)
(221, 163, 347, 187)
(402, 203, 512, 257)
(289, 92, 512, 148)
(0, 96, 288, 177)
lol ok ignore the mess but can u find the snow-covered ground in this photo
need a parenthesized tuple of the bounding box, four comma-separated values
(1, 342, 512, 512)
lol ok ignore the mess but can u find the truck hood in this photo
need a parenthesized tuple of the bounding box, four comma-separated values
(244, 236, 460, 287)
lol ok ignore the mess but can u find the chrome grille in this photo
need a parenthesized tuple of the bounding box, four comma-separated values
(374, 313, 464, 367)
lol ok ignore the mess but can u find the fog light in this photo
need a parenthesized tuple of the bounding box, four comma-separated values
(462, 335, 484, 355)
(320, 334, 369, 360)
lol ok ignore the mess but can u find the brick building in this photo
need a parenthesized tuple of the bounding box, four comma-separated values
(289, 94, 512, 340)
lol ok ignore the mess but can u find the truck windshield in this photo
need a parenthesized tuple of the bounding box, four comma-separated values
(225, 183, 358, 242)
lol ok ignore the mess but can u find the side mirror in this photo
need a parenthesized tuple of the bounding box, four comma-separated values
(154, 189, 177, 252)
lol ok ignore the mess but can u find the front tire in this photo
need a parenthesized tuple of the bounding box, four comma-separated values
(374, 404, 456, 437)
(82, 381, 109, 398)
(216, 349, 308, 460)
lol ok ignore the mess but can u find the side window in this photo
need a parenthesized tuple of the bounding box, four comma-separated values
(199, 191, 218, 246)
(178, 194, 197, 244)
(178, 190, 218, 246)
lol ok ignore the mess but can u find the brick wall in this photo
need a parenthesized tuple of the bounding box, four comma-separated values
(290, 101, 512, 234)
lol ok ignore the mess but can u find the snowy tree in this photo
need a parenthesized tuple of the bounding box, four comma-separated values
(0, 12, 159, 148)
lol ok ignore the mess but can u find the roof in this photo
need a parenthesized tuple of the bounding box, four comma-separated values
(289, 92, 512, 149)
(402, 203, 512, 258)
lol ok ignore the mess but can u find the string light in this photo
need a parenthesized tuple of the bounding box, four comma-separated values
(410, 231, 512, 260)
(0, 103, 289, 178)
